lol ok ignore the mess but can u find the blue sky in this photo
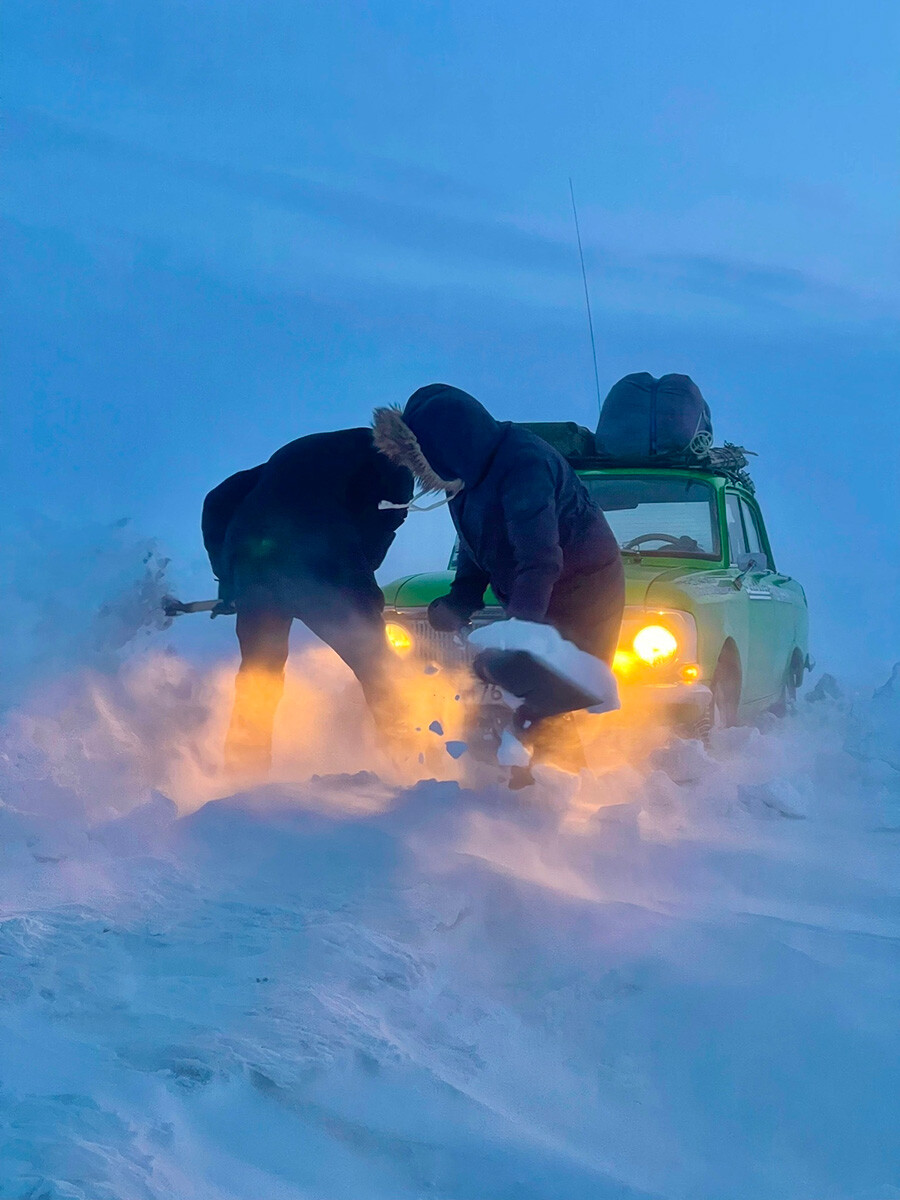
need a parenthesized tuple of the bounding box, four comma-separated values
(4, 1, 899, 680)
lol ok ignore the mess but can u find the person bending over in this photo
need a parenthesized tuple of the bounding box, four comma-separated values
(373, 384, 624, 664)
(202, 428, 413, 774)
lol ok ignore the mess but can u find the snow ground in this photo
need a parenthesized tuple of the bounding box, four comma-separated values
(0, 525, 898, 1199)
(1, 647, 899, 1200)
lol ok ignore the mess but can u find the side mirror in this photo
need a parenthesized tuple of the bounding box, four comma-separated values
(736, 551, 768, 572)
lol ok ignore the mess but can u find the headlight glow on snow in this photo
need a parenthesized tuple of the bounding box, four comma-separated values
(633, 624, 678, 665)
(384, 621, 414, 657)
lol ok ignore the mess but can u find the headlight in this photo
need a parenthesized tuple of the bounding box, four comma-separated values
(633, 624, 678, 665)
(384, 621, 414, 657)
(613, 608, 699, 680)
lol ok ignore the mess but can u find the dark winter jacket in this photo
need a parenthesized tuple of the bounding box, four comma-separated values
(373, 386, 620, 623)
(202, 429, 413, 604)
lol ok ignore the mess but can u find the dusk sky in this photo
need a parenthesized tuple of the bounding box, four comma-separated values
(4, 1, 899, 680)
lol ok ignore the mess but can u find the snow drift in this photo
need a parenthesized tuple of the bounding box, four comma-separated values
(1, 526, 899, 1199)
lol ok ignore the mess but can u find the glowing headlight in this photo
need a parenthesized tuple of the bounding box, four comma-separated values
(384, 621, 414, 657)
(633, 624, 678, 665)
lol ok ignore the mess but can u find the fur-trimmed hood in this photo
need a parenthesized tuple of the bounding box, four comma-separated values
(373, 384, 504, 492)
(371, 405, 460, 495)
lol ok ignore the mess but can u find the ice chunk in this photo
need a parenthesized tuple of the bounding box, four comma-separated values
(846, 664, 900, 771)
(497, 729, 531, 767)
(739, 780, 809, 819)
(807, 673, 843, 703)
(652, 738, 714, 785)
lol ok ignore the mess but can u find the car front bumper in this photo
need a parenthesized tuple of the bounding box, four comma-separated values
(384, 610, 712, 724)
(616, 681, 713, 727)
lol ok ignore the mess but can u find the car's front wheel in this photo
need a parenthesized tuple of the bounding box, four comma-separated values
(687, 642, 741, 740)
(711, 643, 742, 728)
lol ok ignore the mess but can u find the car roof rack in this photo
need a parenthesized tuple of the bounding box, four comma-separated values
(517, 422, 757, 492)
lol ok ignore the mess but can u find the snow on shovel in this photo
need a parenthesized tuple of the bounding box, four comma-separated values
(467, 619, 620, 723)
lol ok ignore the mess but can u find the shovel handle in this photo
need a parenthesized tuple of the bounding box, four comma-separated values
(162, 597, 220, 617)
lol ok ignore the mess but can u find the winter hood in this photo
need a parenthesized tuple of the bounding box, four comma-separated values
(373, 384, 505, 492)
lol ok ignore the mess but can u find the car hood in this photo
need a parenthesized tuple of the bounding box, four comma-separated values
(626, 562, 718, 607)
(384, 561, 718, 611)
(383, 572, 484, 609)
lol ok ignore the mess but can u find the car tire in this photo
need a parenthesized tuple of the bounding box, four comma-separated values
(711, 644, 741, 728)
(710, 648, 744, 729)
(769, 648, 804, 717)
(685, 643, 741, 741)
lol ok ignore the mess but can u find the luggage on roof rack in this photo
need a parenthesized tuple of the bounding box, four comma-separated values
(517, 406, 757, 491)
(593, 371, 757, 488)
(595, 373, 712, 465)
(518, 421, 596, 459)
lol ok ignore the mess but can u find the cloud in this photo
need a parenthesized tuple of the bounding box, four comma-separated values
(6, 106, 900, 334)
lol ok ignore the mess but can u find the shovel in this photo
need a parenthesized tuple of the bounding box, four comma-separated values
(162, 596, 231, 618)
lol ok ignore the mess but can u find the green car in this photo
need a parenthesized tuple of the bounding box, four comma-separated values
(382, 426, 810, 734)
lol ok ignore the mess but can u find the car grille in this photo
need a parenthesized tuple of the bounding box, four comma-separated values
(389, 609, 504, 670)
(405, 619, 476, 668)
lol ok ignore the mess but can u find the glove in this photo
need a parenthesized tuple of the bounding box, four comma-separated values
(428, 595, 470, 633)
(211, 578, 236, 618)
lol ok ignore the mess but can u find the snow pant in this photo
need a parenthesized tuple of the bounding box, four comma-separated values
(545, 555, 626, 666)
(224, 574, 390, 775)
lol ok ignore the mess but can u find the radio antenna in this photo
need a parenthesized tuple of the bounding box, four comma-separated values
(568, 177, 602, 410)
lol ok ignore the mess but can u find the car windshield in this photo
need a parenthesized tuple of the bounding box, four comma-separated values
(584, 474, 720, 559)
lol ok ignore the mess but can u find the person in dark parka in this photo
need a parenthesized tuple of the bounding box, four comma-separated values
(202, 429, 413, 772)
(373, 385, 624, 664)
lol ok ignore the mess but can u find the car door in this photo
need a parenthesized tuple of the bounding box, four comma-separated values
(722, 491, 756, 701)
(738, 496, 803, 702)
(722, 490, 782, 702)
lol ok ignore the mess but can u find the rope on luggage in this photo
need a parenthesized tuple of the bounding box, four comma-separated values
(698, 443, 758, 492)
